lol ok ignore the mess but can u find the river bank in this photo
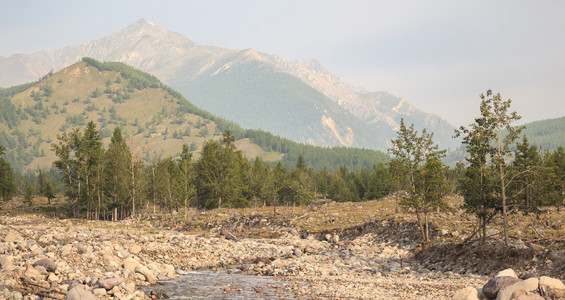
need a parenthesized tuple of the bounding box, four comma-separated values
(0, 200, 563, 299)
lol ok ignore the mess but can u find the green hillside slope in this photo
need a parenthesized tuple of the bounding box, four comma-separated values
(520, 117, 565, 150)
(170, 56, 386, 150)
(0, 58, 389, 172)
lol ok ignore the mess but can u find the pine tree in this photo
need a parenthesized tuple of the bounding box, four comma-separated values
(43, 181, 56, 204)
(512, 136, 541, 211)
(546, 147, 565, 210)
(24, 179, 34, 207)
(195, 131, 250, 208)
(250, 157, 276, 208)
(0, 145, 16, 202)
(103, 127, 131, 220)
(78, 121, 103, 218)
(175, 144, 196, 219)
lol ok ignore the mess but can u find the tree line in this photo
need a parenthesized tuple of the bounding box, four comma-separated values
(40, 120, 398, 220)
(0, 90, 563, 247)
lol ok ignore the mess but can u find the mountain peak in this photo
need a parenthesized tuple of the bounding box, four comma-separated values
(119, 19, 168, 38)
(293, 58, 329, 75)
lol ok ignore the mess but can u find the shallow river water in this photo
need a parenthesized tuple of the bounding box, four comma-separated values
(144, 270, 295, 299)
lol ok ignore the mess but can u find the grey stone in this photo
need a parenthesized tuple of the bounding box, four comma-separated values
(548, 249, 565, 261)
(482, 276, 521, 299)
(33, 258, 57, 272)
(98, 277, 124, 290)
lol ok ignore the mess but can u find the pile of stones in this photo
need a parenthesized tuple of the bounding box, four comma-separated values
(452, 268, 565, 300)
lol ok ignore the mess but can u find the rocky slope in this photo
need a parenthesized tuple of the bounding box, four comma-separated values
(0, 19, 458, 151)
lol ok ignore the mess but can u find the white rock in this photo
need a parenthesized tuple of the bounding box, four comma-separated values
(495, 268, 518, 279)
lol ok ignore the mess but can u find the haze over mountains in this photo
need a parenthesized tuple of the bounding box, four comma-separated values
(0, 19, 458, 151)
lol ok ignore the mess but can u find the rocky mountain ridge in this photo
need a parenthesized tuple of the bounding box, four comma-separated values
(0, 19, 459, 151)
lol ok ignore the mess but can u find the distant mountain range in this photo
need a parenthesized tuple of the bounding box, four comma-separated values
(0, 19, 459, 151)
(0, 59, 390, 172)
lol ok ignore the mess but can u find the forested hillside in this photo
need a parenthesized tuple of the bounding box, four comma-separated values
(520, 117, 565, 150)
(0, 58, 389, 172)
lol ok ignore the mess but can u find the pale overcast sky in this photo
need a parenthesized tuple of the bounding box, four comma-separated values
(1, 0, 564, 126)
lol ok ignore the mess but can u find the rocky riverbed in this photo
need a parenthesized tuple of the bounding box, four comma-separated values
(0, 212, 562, 299)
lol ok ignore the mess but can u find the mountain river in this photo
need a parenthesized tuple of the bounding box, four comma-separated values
(144, 269, 296, 299)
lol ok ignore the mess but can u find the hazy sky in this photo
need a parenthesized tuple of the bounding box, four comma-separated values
(1, 0, 564, 126)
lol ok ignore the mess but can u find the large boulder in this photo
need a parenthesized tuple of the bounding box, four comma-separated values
(496, 278, 538, 300)
(539, 276, 565, 299)
(482, 276, 521, 299)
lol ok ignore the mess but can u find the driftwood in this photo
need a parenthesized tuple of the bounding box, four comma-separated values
(20, 276, 65, 299)
(292, 213, 309, 222)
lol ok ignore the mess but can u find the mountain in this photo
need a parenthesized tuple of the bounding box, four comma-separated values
(0, 59, 389, 172)
(0, 19, 458, 151)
